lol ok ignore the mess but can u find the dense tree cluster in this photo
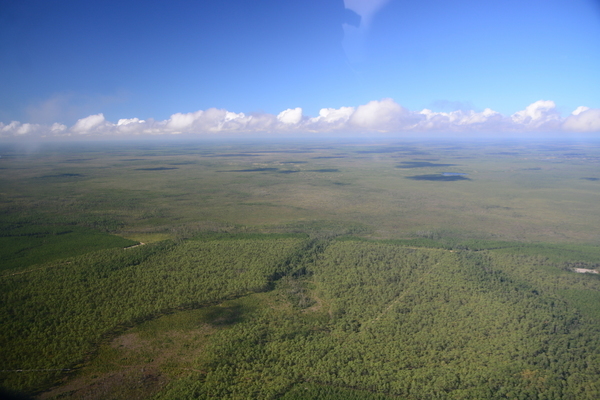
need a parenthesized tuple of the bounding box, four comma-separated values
(2, 234, 600, 399)
(0, 236, 305, 392)
(150, 239, 600, 399)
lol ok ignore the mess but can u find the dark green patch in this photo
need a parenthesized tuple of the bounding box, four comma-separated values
(254, 150, 313, 154)
(282, 383, 397, 400)
(201, 303, 248, 326)
(39, 173, 84, 178)
(135, 167, 179, 171)
(278, 170, 299, 174)
(168, 161, 196, 165)
(356, 146, 419, 154)
(406, 174, 470, 181)
(210, 153, 260, 157)
(65, 158, 94, 163)
(0, 226, 137, 272)
(221, 167, 279, 172)
(397, 161, 457, 168)
(558, 289, 600, 320)
(493, 242, 600, 265)
(191, 232, 308, 241)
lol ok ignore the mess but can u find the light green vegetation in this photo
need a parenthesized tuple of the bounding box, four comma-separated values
(2, 140, 600, 243)
(1, 139, 600, 399)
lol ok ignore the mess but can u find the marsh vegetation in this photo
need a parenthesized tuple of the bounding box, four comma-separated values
(1, 139, 600, 399)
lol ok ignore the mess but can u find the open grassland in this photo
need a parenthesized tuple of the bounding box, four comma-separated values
(2, 140, 600, 243)
(1, 139, 600, 399)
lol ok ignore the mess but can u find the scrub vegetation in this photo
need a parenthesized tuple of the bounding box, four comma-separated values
(1, 139, 600, 399)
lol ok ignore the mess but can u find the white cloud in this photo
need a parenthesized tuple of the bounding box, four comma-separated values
(2, 99, 599, 139)
(246, 112, 277, 132)
(1, 121, 20, 134)
(277, 108, 303, 125)
(511, 100, 561, 129)
(307, 106, 355, 131)
(115, 118, 146, 134)
(349, 98, 416, 131)
(571, 106, 590, 116)
(71, 113, 108, 134)
(165, 111, 202, 132)
(314, 107, 355, 123)
(16, 123, 39, 135)
(117, 117, 144, 126)
(0, 121, 59, 137)
(562, 107, 600, 132)
(163, 108, 272, 134)
(417, 108, 504, 132)
(51, 123, 67, 133)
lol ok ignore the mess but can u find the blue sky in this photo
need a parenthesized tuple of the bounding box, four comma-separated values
(1, 0, 599, 138)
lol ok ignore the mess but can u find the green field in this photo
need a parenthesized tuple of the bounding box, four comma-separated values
(1, 139, 600, 399)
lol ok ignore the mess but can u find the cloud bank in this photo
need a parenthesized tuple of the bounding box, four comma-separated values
(1, 99, 599, 140)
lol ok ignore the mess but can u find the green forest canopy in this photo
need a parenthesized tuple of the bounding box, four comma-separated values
(1, 140, 600, 399)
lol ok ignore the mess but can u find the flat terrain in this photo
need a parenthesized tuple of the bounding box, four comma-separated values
(2, 139, 600, 247)
(1, 139, 600, 399)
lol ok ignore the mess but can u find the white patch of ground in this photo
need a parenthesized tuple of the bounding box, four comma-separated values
(574, 268, 599, 274)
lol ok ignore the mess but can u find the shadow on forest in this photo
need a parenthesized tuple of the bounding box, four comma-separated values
(202, 304, 250, 327)
(0, 387, 34, 400)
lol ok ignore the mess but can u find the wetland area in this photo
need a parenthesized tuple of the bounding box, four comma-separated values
(2, 139, 600, 399)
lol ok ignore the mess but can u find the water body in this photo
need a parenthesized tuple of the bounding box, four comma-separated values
(442, 172, 468, 176)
